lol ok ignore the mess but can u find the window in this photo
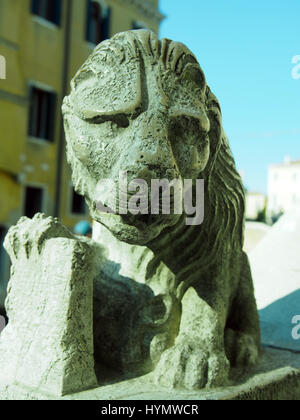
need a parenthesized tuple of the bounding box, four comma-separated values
(28, 87, 56, 141)
(24, 187, 44, 218)
(31, 0, 62, 25)
(71, 190, 87, 215)
(86, 0, 111, 45)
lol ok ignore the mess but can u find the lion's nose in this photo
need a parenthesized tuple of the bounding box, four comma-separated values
(127, 111, 178, 179)
(136, 136, 177, 172)
(137, 141, 174, 166)
(126, 138, 177, 185)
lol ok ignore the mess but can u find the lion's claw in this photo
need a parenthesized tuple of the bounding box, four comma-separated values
(154, 340, 230, 390)
(4, 214, 73, 261)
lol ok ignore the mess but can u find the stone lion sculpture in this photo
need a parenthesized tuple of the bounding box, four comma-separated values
(62, 30, 260, 389)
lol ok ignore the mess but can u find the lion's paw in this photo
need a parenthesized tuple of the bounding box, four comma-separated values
(154, 339, 230, 390)
(4, 213, 73, 261)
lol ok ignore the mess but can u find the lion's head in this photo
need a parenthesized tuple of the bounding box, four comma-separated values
(62, 30, 236, 246)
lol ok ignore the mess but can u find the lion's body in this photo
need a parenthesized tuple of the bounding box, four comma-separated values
(63, 30, 261, 389)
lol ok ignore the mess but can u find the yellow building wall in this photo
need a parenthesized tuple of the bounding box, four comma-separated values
(0, 172, 21, 224)
(0, 0, 66, 226)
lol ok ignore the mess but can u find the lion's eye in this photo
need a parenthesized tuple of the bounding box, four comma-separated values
(84, 114, 130, 129)
(170, 116, 204, 136)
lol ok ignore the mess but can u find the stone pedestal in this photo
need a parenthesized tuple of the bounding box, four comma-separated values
(0, 215, 97, 397)
(0, 347, 299, 400)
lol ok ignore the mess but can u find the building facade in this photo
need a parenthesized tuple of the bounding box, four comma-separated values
(0, 0, 163, 308)
(267, 157, 300, 219)
(245, 192, 266, 221)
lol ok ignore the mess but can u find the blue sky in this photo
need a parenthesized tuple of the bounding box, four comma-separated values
(159, 0, 300, 193)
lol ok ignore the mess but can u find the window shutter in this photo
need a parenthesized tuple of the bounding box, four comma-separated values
(28, 86, 35, 137)
(47, 92, 57, 142)
(53, 0, 62, 26)
(102, 7, 111, 41)
(86, 0, 92, 42)
(31, 0, 39, 15)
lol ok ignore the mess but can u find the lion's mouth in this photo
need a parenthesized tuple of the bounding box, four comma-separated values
(120, 213, 165, 228)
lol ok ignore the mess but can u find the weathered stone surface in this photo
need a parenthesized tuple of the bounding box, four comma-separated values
(0, 214, 97, 396)
(0, 348, 299, 400)
(250, 208, 300, 352)
(62, 29, 261, 389)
